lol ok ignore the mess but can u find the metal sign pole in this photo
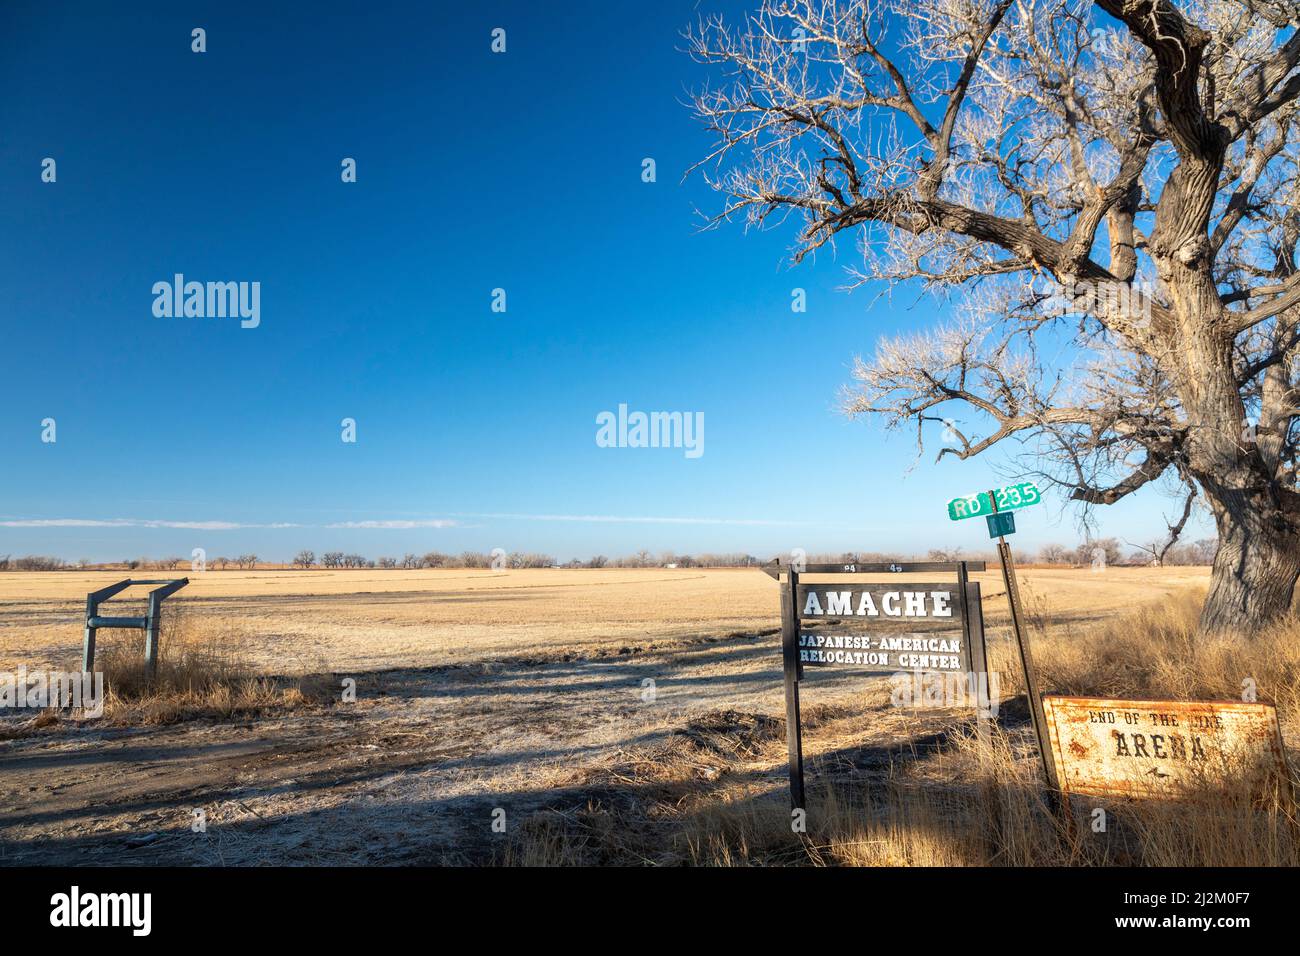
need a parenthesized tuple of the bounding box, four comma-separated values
(989, 491, 1059, 794)
(780, 566, 806, 811)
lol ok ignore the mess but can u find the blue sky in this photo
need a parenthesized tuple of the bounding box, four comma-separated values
(0, 0, 1212, 562)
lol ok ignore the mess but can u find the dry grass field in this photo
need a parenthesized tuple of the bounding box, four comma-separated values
(3, 564, 1297, 866)
(0, 565, 1213, 672)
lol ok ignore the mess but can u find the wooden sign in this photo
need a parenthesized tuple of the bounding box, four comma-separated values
(795, 583, 971, 672)
(1042, 695, 1289, 799)
(769, 561, 992, 810)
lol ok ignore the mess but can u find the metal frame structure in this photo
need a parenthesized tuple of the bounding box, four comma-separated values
(82, 578, 190, 677)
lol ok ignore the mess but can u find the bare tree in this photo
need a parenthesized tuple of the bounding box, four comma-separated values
(1074, 537, 1125, 567)
(1127, 484, 1198, 563)
(928, 546, 965, 562)
(1191, 537, 1218, 564)
(689, 0, 1300, 635)
(1039, 543, 1071, 564)
(293, 550, 316, 569)
(14, 555, 65, 571)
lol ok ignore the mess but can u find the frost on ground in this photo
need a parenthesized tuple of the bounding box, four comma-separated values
(0, 631, 978, 865)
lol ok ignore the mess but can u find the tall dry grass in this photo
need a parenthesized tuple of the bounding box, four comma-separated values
(83, 605, 334, 724)
(799, 727, 1295, 867)
(501, 592, 1300, 866)
(1006, 589, 1300, 735)
(501, 720, 1298, 867)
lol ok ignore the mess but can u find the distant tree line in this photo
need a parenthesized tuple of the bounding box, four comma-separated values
(0, 555, 68, 571)
(0, 555, 195, 571)
(1035, 538, 1217, 568)
(0, 540, 1220, 571)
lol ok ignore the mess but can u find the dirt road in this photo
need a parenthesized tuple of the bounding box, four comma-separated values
(0, 567, 1210, 864)
(0, 629, 975, 865)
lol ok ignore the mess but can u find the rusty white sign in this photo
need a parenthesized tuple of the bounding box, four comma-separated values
(1041, 695, 1288, 799)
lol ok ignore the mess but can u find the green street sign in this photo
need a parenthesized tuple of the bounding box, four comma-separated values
(947, 481, 1041, 521)
(986, 511, 1016, 538)
(948, 491, 993, 521)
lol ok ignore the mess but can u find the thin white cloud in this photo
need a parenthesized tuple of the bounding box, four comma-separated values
(458, 512, 804, 526)
(0, 518, 301, 530)
(2, 513, 791, 530)
(0, 519, 125, 528)
(0, 517, 461, 531)
(325, 520, 458, 529)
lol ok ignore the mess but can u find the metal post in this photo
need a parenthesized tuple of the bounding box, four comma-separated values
(79, 578, 187, 678)
(990, 492, 1059, 794)
(144, 592, 161, 680)
(780, 566, 806, 810)
(82, 594, 99, 672)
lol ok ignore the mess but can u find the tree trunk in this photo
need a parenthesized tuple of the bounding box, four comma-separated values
(1199, 498, 1300, 637)
(1162, 291, 1300, 638)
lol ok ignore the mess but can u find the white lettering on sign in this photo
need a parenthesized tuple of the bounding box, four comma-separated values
(797, 632, 963, 670)
(1041, 696, 1288, 798)
(825, 592, 853, 615)
(801, 589, 954, 618)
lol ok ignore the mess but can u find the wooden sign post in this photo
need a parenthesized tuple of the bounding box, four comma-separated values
(766, 560, 992, 811)
(778, 562, 805, 809)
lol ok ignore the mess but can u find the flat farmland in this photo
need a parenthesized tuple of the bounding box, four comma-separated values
(0, 566, 1217, 866)
(0, 565, 1211, 672)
